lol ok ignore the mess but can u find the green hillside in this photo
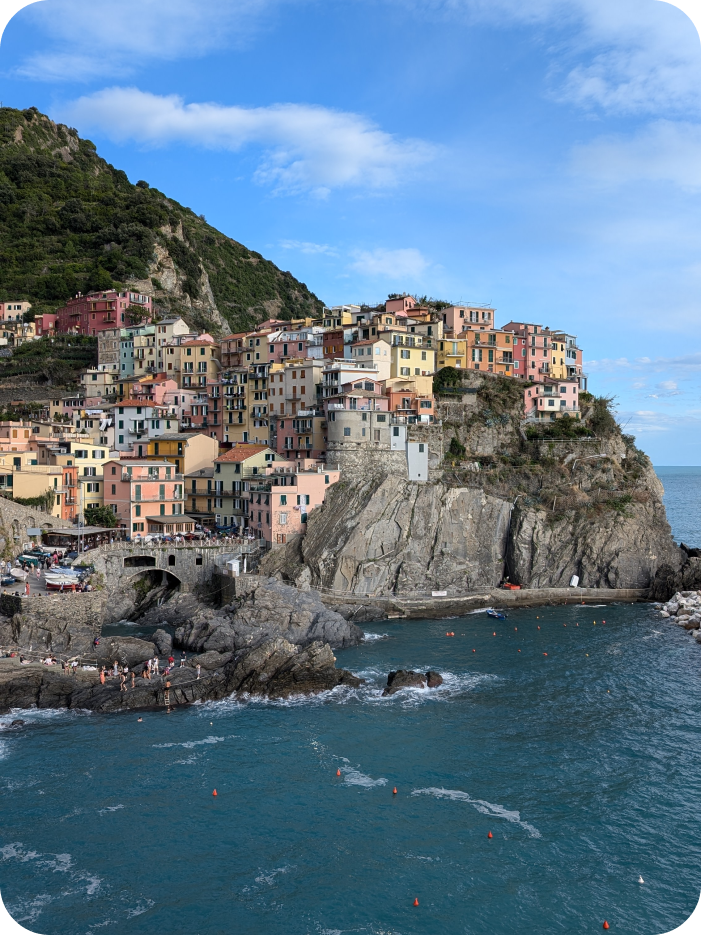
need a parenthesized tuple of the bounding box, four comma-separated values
(0, 106, 324, 332)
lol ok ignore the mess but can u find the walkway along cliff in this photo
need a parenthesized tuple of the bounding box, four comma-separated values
(261, 370, 685, 599)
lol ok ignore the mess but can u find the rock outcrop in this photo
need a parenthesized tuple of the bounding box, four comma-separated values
(0, 636, 362, 714)
(261, 378, 682, 597)
(174, 577, 363, 654)
(382, 669, 444, 696)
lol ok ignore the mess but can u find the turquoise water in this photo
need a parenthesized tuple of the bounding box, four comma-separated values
(2, 603, 701, 935)
(655, 466, 701, 547)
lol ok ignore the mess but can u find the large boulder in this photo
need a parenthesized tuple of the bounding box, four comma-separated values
(382, 669, 443, 696)
(174, 577, 363, 654)
(96, 638, 156, 669)
(152, 629, 173, 655)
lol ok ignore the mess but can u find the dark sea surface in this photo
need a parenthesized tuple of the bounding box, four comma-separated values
(2, 603, 701, 935)
(655, 466, 701, 548)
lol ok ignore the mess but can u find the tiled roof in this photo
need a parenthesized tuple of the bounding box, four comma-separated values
(215, 445, 270, 463)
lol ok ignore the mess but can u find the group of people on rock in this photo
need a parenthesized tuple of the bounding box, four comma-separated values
(98, 654, 202, 691)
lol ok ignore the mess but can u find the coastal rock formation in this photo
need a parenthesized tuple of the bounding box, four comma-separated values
(0, 637, 362, 714)
(174, 576, 363, 654)
(382, 669, 443, 696)
(262, 379, 681, 597)
(96, 638, 157, 669)
(655, 591, 701, 643)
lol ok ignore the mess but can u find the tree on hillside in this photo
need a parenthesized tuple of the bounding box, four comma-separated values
(126, 305, 151, 325)
(84, 505, 118, 528)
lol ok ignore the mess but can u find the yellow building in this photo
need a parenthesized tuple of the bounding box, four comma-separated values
(163, 339, 220, 389)
(389, 333, 437, 378)
(146, 432, 219, 476)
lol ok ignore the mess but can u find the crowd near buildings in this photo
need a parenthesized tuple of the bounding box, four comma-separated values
(0, 292, 586, 546)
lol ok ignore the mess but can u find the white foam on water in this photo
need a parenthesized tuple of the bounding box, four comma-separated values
(7, 893, 53, 925)
(342, 767, 387, 788)
(125, 898, 155, 918)
(152, 734, 227, 749)
(97, 805, 124, 815)
(254, 866, 292, 886)
(362, 632, 389, 642)
(413, 787, 542, 838)
(173, 754, 200, 765)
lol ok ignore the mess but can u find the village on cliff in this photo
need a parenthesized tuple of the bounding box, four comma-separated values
(0, 292, 586, 549)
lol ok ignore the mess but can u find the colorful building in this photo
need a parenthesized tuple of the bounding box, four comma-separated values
(103, 459, 188, 537)
(56, 291, 152, 336)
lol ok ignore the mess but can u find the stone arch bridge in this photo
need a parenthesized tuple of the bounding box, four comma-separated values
(90, 542, 265, 619)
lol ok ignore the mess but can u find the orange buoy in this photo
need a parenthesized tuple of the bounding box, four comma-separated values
(603, 922, 609, 930)
(514, 627, 517, 631)
(543, 653, 548, 656)
(393, 787, 397, 795)
(602, 620, 606, 624)
(537, 626, 540, 630)
(518, 649, 521, 653)
(336, 768, 341, 777)
(488, 831, 493, 839)
(564, 624, 566, 627)
(446, 632, 450, 636)
(212, 789, 217, 796)
(472, 649, 476, 652)
(493, 632, 496, 636)
(413, 898, 419, 907)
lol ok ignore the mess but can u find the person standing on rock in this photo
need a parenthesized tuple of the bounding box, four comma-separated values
(119, 672, 127, 692)
(180, 653, 186, 668)
(153, 656, 159, 676)
(168, 654, 174, 668)
(131, 671, 135, 689)
(196, 663, 201, 680)
(99, 667, 105, 685)
(112, 660, 118, 677)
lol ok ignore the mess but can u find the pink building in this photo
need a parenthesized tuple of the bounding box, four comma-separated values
(502, 322, 586, 387)
(56, 291, 152, 336)
(102, 459, 188, 537)
(523, 380, 580, 421)
(385, 295, 416, 314)
(0, 422, 35, 452)
(0, 301, 32, 322)
(245, 463, 340, 545)
(442, 306, 495, 335)
(35, 313, 58, 337)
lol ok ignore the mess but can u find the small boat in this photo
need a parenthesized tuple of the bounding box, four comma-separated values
(10, 568, 28, 580)
(487, 609, 507, 619)
(45, 575, 79, 590)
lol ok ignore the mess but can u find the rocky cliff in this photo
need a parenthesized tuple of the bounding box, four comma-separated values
(262, 373, 683, 597)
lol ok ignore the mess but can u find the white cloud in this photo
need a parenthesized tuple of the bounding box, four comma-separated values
(589, 352, 701, 372)
(16, 0, 274, 81)
(58, 87, 435, 195)
(349, 247, 430, 279)
(279, 240, 338, 255)
(396, 0, 701, 115)
(572, 120, 701, 189)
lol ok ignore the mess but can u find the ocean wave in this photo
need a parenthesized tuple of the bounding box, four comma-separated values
(342, 767, 387, 788)
(97, 805, 124, 815)
(362, 632, 389, 642)
(412, 787, 541, 838)
(0, 842, 105, 917)
(125, 898, 155, 918)
(152, 734, 228, 749)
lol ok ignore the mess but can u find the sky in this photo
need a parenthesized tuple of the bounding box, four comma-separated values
(1, 0, 701, 463)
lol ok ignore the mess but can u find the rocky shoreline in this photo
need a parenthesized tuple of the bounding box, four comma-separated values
(655, 590, 701, 644)
(0, 577, 366, 715)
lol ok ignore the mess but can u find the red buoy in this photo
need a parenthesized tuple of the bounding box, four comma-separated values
(603, 923, 609, 930)
(413, 898, 419, 907)
(393, 787, 397, 795)
(537, 626, 540, 630)
(488, 831, 493, 839)
(472, 649, 476, 652)
(336, 768, 341, 777)
(212, 789, 217, 796)
(518, 649, 521, 652)
(543, 652, 548, 656)
(493, 632, 496, 636)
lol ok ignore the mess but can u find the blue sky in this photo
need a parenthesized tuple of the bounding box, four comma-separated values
(1, 0, 701, 463)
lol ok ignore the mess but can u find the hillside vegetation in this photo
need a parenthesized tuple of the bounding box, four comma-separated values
(0, 106, 323, 333)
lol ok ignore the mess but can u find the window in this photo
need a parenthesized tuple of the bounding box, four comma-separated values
(134, 485, 141, 501)
(343, 427, 351, 436)
(400, 367, 410, 376)
(374, 429, 380, 441)
(420, 400, 432, 409)
(83, 466, 96, 476)
(419, 444, 425, 453)
(279, 512, 288, 525)
(400, 349, 410, 359)
(280, 494, 287, 505)
(135, 505, 141, 517)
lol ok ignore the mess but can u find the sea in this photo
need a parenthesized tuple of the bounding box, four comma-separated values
(0, 469, 700, 935)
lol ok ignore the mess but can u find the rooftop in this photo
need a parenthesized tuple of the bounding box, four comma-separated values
(215, 445, 270, 463)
